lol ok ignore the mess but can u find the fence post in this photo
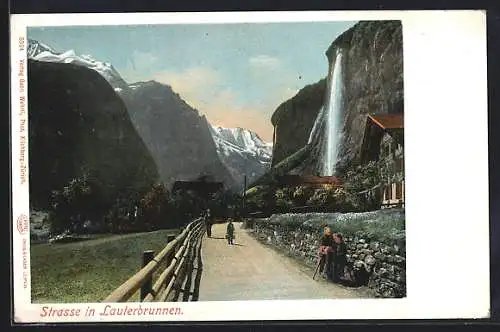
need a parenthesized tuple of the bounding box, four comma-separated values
(140, 250, 155, 301)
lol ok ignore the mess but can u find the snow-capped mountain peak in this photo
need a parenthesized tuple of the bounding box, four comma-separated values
(27, 39, 58, 58)
(211, 125, 271, 154)
(210, 125, 272, 164)
(27, 39, 129, 91)
(209, 125, 272, 184)
(27, 39, 274, 189)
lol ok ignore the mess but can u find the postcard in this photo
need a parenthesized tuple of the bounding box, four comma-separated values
(10, 10, 490, 323)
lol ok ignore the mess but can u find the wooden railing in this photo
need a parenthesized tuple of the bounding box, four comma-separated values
(103, 218, 205, 303)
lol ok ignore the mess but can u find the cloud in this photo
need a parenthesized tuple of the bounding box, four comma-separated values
(118, 50, 160, 83)
(119, 62, 302, 142)
(203, 91, 274, 143)
(268, 85, 301, 108)
(130, 50, 158, 70)
(248, 55, 281, 69)
(246, 54, 301, 110)
(147, 64, 308, 143)
(152, 67, 223, 106)
(151, 66, 274, 142)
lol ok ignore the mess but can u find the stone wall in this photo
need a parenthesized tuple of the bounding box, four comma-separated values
(244, 210, 406, 298)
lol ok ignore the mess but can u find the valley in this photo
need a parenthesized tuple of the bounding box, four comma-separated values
(25, 20, 406, 303)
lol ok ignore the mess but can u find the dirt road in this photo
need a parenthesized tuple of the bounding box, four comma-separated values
(198, 222, 369, 301)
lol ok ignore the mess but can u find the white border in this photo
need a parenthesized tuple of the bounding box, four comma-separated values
(11, 16, 31, 323)
(10, 10, 489, 323)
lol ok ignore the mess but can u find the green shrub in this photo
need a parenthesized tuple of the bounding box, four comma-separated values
(262, 209, 405, 245)
(48, 171, 105, 234)
(245, 185, 275, 211)
(292, 186, 314, 206)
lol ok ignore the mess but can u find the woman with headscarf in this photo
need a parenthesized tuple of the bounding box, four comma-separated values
(333, 233, 347, 283)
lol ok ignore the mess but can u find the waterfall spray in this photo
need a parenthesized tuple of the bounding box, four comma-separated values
(307, 105, 325, 145)
(322, 49, 344, 176)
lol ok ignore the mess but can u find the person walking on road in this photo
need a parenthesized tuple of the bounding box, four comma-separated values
(226, 219, 235, 245)
(205, 208, 213, 238)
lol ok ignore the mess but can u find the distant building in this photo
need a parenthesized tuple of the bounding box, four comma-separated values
(274, 175, 343, 189)
(360, 113, 404, 208)
(171, 176, 223, 195)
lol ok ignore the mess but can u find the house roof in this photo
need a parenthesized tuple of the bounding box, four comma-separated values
(360, 113, 404, 163)
(276, 175, 343, 186)
(172, 180, 223, 193)
(367, 114, 404, 130)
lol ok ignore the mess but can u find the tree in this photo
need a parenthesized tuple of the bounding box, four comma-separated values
(275, 187, 294, 211)
(245, 185, 275, 213)
(342, 160, 382, 211)
(48, 171, 101, 234)
(169, 189, 206, 228)
(139, 183, 170, 231)
(306, 187, 336, 210)
(344, 161, 381, 193)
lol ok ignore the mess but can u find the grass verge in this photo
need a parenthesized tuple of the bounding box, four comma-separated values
(31, 229, 179, 303)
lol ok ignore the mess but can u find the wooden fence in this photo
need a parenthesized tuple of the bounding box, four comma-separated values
(103, 218, 205, 303)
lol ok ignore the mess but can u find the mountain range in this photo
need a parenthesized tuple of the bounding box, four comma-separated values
(28, 40, 129, 91)
(27, 59, 159, 213)
(27, 39, 272, 191)
(209, 125, 273, 185)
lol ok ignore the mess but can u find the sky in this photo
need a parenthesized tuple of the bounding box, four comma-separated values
(28, 21, 357, 142)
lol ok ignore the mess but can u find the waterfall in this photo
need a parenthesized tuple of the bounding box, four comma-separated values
(307, 105, 325, 144)
(323, 49, 344, 176)
(305, 48, 345, 175)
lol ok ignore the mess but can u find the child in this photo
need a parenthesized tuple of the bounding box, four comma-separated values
(318, 226, 334, 279)
(226, 219, 235, 245)
(333, 233, 347, 283)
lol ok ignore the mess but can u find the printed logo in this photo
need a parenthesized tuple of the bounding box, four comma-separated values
(17, 214, 28, 235)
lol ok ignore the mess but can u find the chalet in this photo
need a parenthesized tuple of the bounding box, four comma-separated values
(172, 175, 223, 196)
(360, 113, 404, 208)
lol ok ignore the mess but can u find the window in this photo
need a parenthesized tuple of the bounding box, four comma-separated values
(395, 157, 404, 172)
(385, 185, 392, 201)
(396, 182, 402, 199)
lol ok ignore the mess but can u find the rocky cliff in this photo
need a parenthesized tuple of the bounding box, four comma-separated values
(121, 81, 239, 191)
(271, 20, 403, 174)
(271, 78, 326, 166)
(28, 59, 159, 211)
(27, 39, 260, 193)
(330, 20, 403, 172)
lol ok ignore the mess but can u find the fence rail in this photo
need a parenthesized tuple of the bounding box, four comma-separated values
(103, 218, 205, 303)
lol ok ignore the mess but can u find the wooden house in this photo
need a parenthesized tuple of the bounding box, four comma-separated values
(360, 113, 404, 208)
